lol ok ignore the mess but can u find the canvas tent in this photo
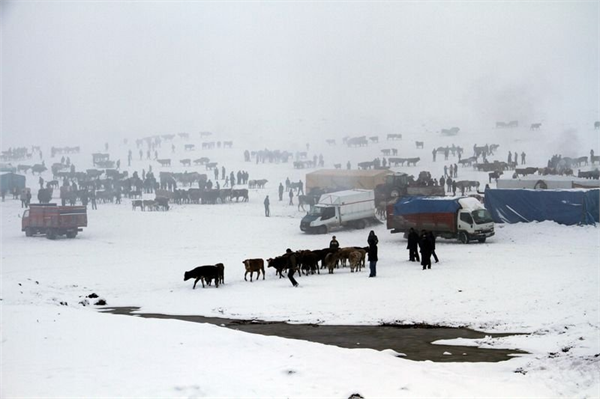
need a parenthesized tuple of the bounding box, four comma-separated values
(484, 188, 599, 226)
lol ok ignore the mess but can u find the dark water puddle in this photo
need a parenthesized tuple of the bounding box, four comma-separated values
(100, 306, 528, 362)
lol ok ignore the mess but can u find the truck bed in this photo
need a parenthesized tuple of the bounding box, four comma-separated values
(388, 212, 457, 234)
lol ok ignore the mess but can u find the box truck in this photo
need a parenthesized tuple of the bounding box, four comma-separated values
(300, 189, 376, 234)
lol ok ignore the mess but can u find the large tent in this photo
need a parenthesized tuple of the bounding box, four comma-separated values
(484, 189, 599, 226)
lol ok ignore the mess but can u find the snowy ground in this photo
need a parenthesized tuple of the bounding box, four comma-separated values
(2, 124, 600, 397)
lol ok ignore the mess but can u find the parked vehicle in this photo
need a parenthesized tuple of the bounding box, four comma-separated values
(300, 189, 377, 234)
(375, 172, 445, 202)
(306, 169, 391, 194)
(387, 196, 494, 243)
(22, 203, 87, 239)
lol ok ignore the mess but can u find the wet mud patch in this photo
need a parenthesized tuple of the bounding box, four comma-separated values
(100, 306, 528, 362)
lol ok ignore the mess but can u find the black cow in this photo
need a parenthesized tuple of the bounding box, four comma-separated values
(184, 265, 220, 289)
(267, 256, 290, 278)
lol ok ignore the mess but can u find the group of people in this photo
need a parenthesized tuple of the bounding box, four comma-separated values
(406, 228, 438, 270)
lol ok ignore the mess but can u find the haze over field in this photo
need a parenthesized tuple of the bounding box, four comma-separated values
(1, 1, 598, 147)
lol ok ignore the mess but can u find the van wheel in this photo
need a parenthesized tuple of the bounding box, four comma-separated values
(317, 226, 327, 234)
(25, 228, 33, 237)
(355, 219, 367, 229)
(66, 231, 77, 238)
(478, 237, 486, 243)
(458, 232, 469, 244)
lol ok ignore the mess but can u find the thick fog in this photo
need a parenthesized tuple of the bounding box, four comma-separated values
(1, 2, 598, 147)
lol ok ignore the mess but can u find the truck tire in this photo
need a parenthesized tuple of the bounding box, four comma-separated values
(46, 230, 57, 240)
(458, 232, 469, 244)
(317, 225, 327, 235)
(25, 228, 33, 237)
(478, 237, 486, 243)
(66, 231, 77, 239)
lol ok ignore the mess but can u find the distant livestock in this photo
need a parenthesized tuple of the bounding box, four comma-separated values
(530, 123, 542, 130)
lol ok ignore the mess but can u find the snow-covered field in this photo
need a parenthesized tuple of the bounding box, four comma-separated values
(2, 124, 600, 397)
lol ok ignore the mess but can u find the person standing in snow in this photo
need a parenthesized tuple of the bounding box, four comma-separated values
(428, 231, 439, 263)
(407, 227, 420, 262)
(329, 236, 339, 251)
(288, 188, 294, 205)
(286, 248, 299, 287)
(367, 231, 378, 277)
(278, 183, 284, 201)
(419, 230, 432, 270)
(264, 195, 270, 217)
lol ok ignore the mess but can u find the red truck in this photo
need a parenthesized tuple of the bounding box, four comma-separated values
(386, 196, 495, 244)
(22, 203, 87, 239)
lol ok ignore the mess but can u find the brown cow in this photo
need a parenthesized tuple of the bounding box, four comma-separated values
(243, 258, 265, 281)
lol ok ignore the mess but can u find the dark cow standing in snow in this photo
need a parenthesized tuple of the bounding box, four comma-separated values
(184, 265, 221, 289)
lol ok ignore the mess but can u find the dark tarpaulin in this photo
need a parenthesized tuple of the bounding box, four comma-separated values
(483, 189, 599, 226)
(393, 196, 460, 215)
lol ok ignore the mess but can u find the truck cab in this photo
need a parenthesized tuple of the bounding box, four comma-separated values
(456, 205, 495, 243)
(300, 205, 339, 234)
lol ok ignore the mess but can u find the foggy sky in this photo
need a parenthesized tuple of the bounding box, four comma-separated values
(1, 1, 598, 147)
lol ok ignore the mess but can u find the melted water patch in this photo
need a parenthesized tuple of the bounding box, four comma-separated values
(101, 306, 528, 362)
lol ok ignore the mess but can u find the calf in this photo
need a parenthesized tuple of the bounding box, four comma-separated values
(267, 256, 289, 278)
(415, 141, 424, 149)
(180, 159, 191, 167)
(514, 167, 538, 177)
(132, 200, 144, 211)
(184, 265, 220, 289)
(243, 258, 265, 281)
(143, 199, 156, 211)
(489, 170, 503, 183)
(406, 157, 420, 166)
(297, 250, 320, 275)
(348, 251, 362, 273)
(231, 188, 249, 202)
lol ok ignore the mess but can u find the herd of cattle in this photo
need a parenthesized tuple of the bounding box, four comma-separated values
(183, 245, 370, 289)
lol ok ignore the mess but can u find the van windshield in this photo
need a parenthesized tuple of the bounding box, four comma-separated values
(308, 206, 335, 220)
(308, 206, 324, 216)
(472, 209, 493, 224)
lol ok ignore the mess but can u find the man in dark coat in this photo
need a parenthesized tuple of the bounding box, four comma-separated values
(407, 228, 420, 262)
(278, 183, 284, 201)
(367, 230, 378, 277)
(329, 236, 339, 251)
(263, 195, 270, 217)
(427, 231, 439, 263)
(285, 249, 299, 287)
(419, 230, 432, 270)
